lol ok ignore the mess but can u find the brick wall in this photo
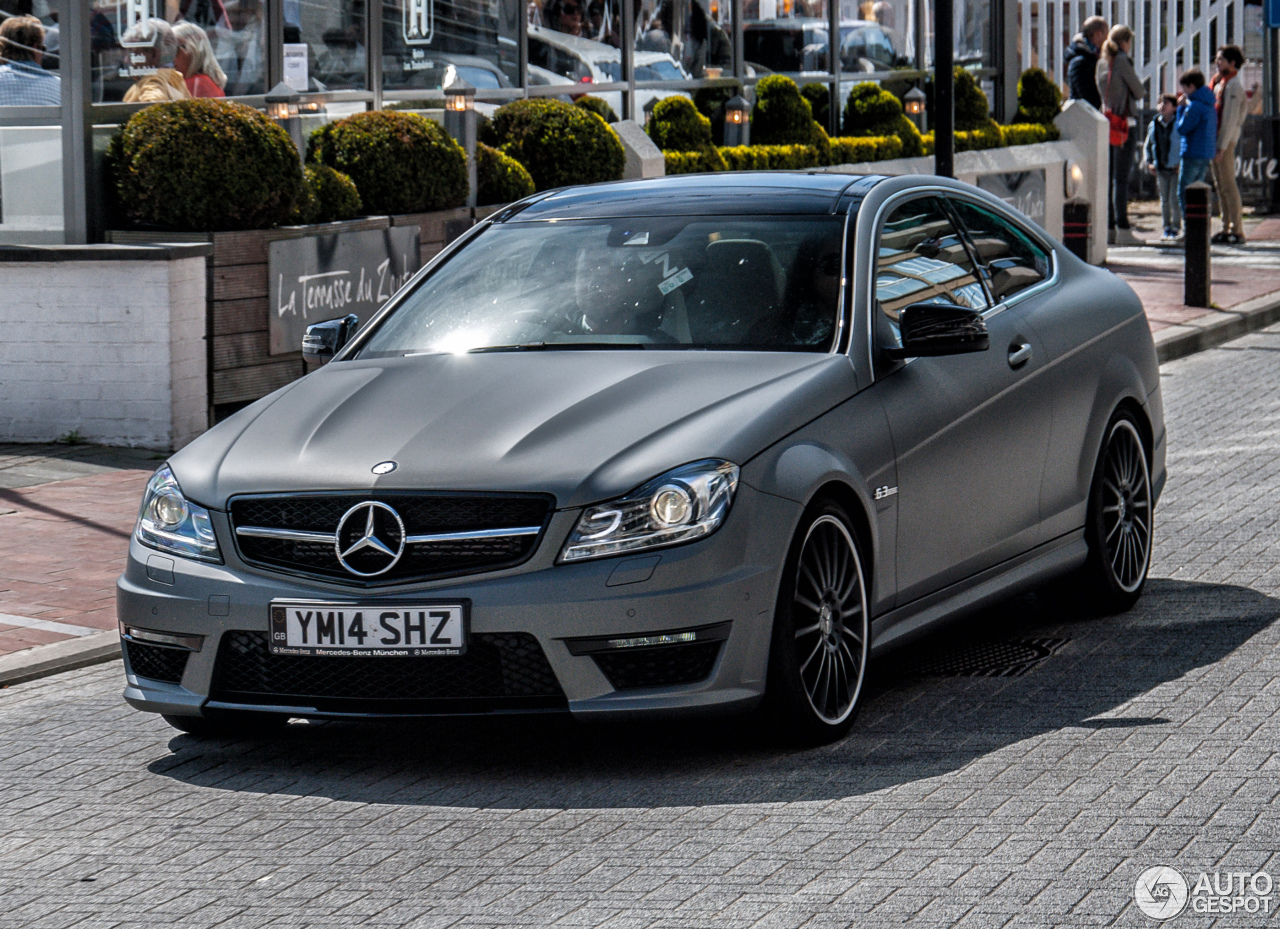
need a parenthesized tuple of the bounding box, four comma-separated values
(0, 247, 210, 451)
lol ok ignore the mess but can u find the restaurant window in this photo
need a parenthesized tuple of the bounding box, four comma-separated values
(383, 0, 517, 93)
(90, 0, 265, 102)
(285, 0, 366, 91)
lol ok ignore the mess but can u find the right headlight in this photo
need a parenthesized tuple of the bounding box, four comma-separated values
(134, 465, 221, 563)
(559, 459, 740, 563)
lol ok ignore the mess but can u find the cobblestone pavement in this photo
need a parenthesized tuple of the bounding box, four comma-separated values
(3, 327, 1280, 929)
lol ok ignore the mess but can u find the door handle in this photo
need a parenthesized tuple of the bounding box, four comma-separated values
(1008, 342, 1033, 368)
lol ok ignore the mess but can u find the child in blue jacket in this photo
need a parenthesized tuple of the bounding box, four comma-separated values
(1145, 93, 1183, 239)
(1174, 68, 1218, 224)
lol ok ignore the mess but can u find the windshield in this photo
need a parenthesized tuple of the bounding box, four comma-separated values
(355, 216, 845, 356)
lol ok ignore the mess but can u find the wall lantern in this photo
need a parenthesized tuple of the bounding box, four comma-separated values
(443, 78, 478, 209)
(724, 94, 751, 147)
(1064, 160, 1084, 198)
(265, 81, 304, 157)
(904, 86, 926, 132)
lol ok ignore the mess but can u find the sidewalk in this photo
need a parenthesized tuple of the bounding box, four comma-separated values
(1109, 203, 1280, 360)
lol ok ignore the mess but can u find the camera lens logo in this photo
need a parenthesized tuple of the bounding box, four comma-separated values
(1135, 867, 1189, 920)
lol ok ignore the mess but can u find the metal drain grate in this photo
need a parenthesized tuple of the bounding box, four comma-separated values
(912, 638, 1069, 678)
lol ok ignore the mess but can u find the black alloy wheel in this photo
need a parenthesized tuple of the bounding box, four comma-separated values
(1082, 411, 1153, 613)
(765, 501, 870, 743)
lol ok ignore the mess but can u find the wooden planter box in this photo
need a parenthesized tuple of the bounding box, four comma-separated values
(108, 205, 481, 419)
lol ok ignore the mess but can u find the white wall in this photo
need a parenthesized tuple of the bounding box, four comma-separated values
(0, 252, 208, 451)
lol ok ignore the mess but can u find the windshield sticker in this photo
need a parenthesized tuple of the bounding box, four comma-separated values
(658, 267, 693, 295)
(625, 232, 650, 246)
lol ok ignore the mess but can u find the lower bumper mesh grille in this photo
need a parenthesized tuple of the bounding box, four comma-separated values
(593, 641, 723, 690)
(210, 631, 566, 714)
(125, 641, 189, 684)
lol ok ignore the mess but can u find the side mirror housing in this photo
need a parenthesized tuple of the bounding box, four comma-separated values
(883, 303, 990, 360)
(302, 314, 360, 367)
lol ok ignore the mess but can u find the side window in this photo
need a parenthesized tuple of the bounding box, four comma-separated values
(949, 200, 1052, 303)
(874, 196, 988, 348)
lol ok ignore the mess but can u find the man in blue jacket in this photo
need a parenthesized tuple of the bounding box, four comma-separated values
(1175, 67, 1218, 228)
(1064, 16, 1109, 109)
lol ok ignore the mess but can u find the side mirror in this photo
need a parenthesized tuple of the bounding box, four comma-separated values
(302, 313, 359, 367)
(883, 303, 989, 360)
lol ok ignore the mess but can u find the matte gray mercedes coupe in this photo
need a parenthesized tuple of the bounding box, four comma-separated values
(118, 173, 1165, 743)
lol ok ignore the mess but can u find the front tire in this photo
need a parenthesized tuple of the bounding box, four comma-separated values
(764, 501, 870, 745)
(1081, 410, 1154, 613)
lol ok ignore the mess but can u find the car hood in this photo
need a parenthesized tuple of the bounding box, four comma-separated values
(171, 351, 858, 510)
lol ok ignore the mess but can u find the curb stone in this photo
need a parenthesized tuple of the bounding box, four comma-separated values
(3, 290, 1280, 690)
(0, 632, 121, 688)
(1153, 290, 1280, 363)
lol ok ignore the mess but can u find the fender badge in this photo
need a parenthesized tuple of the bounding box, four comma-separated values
(371, 461, 398, 475)
(873, 485, 898, 501)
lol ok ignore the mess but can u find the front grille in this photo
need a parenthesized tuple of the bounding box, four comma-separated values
(229, 492, 553, 585)
(210, 631, 566, 713)
(593, 641, 723, 690)
(125, 641, 189, 684)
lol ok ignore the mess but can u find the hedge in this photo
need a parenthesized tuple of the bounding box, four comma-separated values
(488, 98, 625, 191)
(664, 148, 729, 174)
(108, 99, 305, 231)
(829, 135, 902, 164)
(1000, 122, 1059, 146)
(477, 143, 536, 205)
(307, 111, 467, 214)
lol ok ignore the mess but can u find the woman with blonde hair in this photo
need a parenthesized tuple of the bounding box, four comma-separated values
(1096, 23, 1146, 245)
(172, 21, 227, 97)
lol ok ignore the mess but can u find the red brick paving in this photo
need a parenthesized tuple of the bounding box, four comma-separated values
(0, 469, 150, 657)
(1110, 260, 1280, 332)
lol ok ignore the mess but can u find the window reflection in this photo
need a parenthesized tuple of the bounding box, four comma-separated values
(382, 0, 517, 92)
(0, 4, 62, 105)
(90, 0, 263, 101)
(285, 0, 365, 91)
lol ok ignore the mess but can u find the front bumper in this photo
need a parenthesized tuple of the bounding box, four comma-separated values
(117, 484, 801, 720)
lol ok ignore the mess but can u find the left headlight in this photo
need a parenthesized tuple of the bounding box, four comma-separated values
(559, 459, 740, 563)
(134, 465, 221, 563)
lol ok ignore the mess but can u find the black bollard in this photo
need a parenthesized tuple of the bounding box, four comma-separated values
(1063, 197, 1091, 262)
(1184, 181, 1211, 308)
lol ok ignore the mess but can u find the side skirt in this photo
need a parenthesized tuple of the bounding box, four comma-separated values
(869, 530, 1087, 658)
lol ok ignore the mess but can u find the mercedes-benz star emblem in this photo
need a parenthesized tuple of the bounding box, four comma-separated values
(371, 461, 397, 475)
(334, 501, 406, 577)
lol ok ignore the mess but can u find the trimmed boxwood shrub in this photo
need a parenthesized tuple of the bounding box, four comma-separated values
(307, 111, 467, 215)
(107, 99, 304, 231)
(290, 164, 362, 224)
(841, 82, 923, 157)
(489, 98, 625, 191)
(752, 75, 817, 146)
(1016, 67, 1062, 125)
(648, 96, 714, 151)
(694, 85, 734, 119)
(663, 148, 729, 174)
(829, 134, 902, 164)
(477, 142, 536, 205)
(1000, 122, 1059, 146)
(923, 66, 991, 131)
(801, 82, 831, 132)
(575, 95, 618, 123)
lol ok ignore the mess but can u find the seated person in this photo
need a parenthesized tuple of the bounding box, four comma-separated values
(0, 16, 60, 105)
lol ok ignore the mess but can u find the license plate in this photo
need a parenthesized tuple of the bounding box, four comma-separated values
(269, 600, 468, 657)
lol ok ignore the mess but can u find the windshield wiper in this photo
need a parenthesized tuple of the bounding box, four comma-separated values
(466, 342, 647, 353)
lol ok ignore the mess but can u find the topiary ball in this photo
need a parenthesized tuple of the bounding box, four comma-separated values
(647, 96, 714, 152)
(308, 164, 362, 223)
(108, 99, 305, 231)
(841, 82, 902, 135)
(1015, 67, 1062, 124)
(575, 95, 618, 123)
(802, 82, 831, 132)
(954, 67, 991, 131)
(477, 143, 536, 206)
(751, 75, 817, 146)
(307, 111, 468, 215)
(490, 98, 625, 191)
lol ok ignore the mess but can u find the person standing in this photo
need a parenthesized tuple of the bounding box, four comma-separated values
(1097, 24, 1146, 246)
(1210, 45, 1249, 244)
(1145, 93, 1183, 240)
(1175, 67, 1218, 227)
(1064, 16, 1108, 109)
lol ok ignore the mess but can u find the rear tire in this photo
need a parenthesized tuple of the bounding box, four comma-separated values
(162, 710, 289, 738)
(1078, 409, 1153, 614)
(763, 501, 870, 745)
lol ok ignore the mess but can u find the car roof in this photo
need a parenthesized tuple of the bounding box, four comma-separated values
(528, 25, 621, 59)
(496, 173, 887, 221)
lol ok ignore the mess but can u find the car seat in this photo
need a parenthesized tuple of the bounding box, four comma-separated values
(688, 239, 784, 344)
